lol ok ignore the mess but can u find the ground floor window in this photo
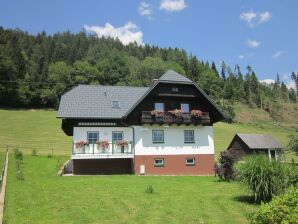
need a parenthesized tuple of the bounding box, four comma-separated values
(184, 130, 195, 143)
(154, 158, 164, 167)
(152, 130, 164, 143)
(185, 158, 195, 166)
(87, 131, 99, 144)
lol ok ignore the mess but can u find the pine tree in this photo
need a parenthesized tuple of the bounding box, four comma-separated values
(221, 61, 226, 81)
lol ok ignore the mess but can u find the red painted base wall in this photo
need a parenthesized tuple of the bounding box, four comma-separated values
(134, 154, 215, 175)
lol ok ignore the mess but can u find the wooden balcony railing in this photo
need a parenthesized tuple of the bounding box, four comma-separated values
(141, 111, 210, 125)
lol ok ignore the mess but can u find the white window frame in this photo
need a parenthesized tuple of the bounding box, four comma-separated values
(152, 130, 164, 143)
(184, 130, 195, 143)
(154, 102, 164, 112)
(154, 158, 164, 167)
(185, 158, 195, 166)
(181, 103, 190, 113)
(87, 131, 99, 144)
(112, 131, 124, 142)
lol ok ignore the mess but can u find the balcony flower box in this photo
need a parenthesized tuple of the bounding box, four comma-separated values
(150, 110, 164, 122)
(169, 109, 183, 117)
(116, 140, 129, 148)
(97, 140, 109, 152)
(190, 109, 203, 123)
(75, 140, 88, 153)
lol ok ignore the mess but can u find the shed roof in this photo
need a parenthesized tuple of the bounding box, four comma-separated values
(236, 134, 284, 149)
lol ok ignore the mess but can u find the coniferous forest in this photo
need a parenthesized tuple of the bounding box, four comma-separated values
(0, 27, 297, 120)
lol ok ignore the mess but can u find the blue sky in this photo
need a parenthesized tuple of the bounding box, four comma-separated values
(0, 0, 297, 87)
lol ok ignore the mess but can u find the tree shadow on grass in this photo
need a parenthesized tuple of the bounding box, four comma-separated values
(233, 195, 256, 205)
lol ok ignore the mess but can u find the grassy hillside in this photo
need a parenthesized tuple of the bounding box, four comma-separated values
(233, 102, 298, 129)
(0, 108, 297, 161)
(5, 155, 257, 224)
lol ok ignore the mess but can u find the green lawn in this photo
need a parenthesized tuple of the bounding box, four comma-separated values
(0, 109, 296, 161)
(4, 155, 257, 224)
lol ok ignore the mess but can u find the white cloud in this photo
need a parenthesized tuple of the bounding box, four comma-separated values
(84, 22, 144, 46)
(272, 51, 284, 59)
(160, 0, 187, 12)
(282, 73, 290, 81)
(240, 10, 272, 27)
(287, 80, 296, 92)
(246, 39, 260, 48)
(139, 2, 152, 18)
(259, 12, 272, 23)
(238, 55, 244, 59)
(280, 72, 297, 92)
(260, 79, 275, 85)
(240, 12, 257, 27)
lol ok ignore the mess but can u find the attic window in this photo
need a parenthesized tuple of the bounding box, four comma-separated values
(112, 100, 120, 108)
(172, 87, 179, 92)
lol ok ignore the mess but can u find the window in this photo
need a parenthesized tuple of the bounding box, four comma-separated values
(184, 130, 194, 143)
(154, 158, 164, 167)
(186, 158, 195, 166)
(172, 87, 179, 92)
(112, 100, 120, 108)
(87, 131, 99, 144)
(152, 130, 164, 143)
(154, 103, 164, 112)
(112, 131, 123, 142)
(181, 103, 190, 113)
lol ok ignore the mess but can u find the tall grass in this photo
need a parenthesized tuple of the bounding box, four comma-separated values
(236, 155, 288, 203)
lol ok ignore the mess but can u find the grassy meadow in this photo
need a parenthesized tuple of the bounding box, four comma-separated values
(4, 155, 257, 224)
(0, 108, 296, 161)
(1, 108, 297, 223)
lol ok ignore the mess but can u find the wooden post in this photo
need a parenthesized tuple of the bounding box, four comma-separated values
(0, 151, 9, 223)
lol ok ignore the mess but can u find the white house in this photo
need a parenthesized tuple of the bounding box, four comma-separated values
(57, 70, 225, 175)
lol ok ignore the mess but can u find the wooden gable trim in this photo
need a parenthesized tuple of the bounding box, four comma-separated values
(123, 80, 226, 122)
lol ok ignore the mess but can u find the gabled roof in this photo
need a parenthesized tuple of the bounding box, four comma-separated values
(57, 70, 226, 121)
(124, 70, 226, 121)
(57, 85, 148, 118)
(233, 134, 284, 149)
(159, 70, 193, 83)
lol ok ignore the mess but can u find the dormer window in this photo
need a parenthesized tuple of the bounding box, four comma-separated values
(172, 87, 179, 92)
(112, 100, 120, 108)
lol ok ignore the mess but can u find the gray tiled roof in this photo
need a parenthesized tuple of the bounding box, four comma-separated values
(57, 85, 149, 118)
(159, 70, 193, 83)
(237, 134, 284, 149)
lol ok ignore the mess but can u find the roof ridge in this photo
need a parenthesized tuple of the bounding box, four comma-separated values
(159, 70, 193, 83)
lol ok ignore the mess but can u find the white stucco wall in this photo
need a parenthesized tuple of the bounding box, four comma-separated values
(73, 125, 214, 156)
(133, 125, 214, 155)
(73, 127, 133, 142)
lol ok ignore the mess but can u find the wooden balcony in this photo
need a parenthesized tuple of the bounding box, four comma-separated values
(141, 111, 210, 125)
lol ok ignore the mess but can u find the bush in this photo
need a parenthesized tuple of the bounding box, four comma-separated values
(286, 162, 298, 187)
(32, 149, 37, 156)
(287, 134, 298, 154)
(16, 157, 25, 181)
(145, 185, 154, 194)
(47, 154, 52, 158)
(236, 155, 288, 203)
(14, 148, 23, 160)
(248, 187, 298, 224)
(217, 151, 238, 181)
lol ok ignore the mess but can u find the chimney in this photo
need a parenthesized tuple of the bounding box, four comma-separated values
(152, 79, 158, 86)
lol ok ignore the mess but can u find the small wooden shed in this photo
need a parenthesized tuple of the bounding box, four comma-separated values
(227, 134, 284, 161)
